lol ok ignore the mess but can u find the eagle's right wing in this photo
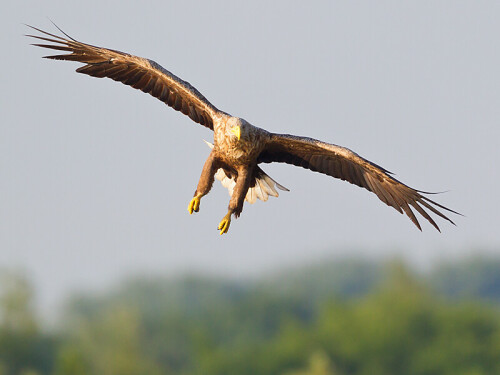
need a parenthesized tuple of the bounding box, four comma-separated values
(27, 25, 223, 130)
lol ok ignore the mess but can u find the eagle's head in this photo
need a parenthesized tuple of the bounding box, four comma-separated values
(227, 117, 251, 143)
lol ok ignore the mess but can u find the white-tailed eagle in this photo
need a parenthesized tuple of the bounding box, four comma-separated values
(27, 25, 460, 234)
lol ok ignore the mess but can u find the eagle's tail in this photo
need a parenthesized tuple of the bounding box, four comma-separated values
(215, 167, 289, 204)
(203, 140, 289, 204)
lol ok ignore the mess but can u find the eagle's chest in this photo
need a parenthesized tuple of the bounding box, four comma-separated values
(213, 132, 261, 166)
(216, 139, 256, 165)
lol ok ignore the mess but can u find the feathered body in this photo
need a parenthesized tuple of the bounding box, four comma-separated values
(27, 24, 460, 234)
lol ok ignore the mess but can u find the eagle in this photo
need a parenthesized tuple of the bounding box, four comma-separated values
(27, 25, 459, 235)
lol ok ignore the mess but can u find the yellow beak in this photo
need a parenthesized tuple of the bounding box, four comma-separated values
(230, 126, 241, 140)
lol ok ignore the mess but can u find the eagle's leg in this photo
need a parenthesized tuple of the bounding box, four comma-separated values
(217, 167, 252, 235)
(188, 152, 219, 215)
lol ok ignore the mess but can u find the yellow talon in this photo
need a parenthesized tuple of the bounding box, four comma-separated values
(188, 195, 202, 214)
(217, 212, 232, 235)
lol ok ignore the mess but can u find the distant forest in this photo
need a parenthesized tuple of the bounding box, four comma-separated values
(1, 255, 500, 375)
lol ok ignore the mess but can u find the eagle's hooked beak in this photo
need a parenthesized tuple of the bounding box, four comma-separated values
(230, 126, 241, 141)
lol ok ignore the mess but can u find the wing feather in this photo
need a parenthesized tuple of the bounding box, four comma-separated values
(258, 133, 460, 231)
(27, 25, 222, 130)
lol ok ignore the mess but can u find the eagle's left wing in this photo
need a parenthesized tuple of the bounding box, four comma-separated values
(258, 133, 460, 231)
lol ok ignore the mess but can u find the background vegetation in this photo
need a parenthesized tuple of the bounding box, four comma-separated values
(2, 256, 500, 375)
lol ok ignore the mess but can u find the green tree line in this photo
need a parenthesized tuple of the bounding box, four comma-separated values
(1, 257, 500, 375)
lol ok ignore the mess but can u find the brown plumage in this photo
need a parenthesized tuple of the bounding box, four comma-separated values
(27, 24, 460, 234)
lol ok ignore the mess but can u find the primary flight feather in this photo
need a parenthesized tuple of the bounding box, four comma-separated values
(27, 25, 460, 234)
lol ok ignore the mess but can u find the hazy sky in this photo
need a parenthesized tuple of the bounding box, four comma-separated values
(2, 1, 499, 312)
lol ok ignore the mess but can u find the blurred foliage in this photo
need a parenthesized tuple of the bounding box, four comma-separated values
(284, 351, 339, 375)
(0, 271, 57, 375)
(430, 257, 500, 301)
(2, 257, 500, 374)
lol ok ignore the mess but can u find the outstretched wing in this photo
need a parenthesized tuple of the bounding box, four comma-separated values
(258, 133, 460, 231)
(26, 25, 222, 129)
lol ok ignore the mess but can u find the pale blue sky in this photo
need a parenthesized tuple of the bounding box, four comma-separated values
(2, 1, 499, 313)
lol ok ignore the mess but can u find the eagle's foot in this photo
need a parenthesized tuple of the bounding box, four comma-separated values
(217, 212, 232, 235)
(188, 194, 202, 214)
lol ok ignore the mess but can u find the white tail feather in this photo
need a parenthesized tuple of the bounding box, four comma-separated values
(203, 140, 288, 204)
